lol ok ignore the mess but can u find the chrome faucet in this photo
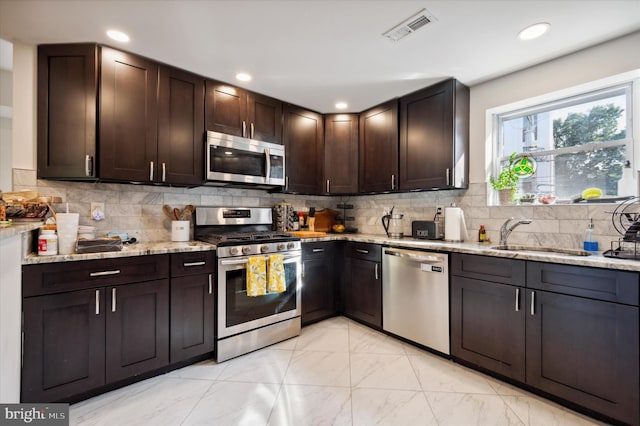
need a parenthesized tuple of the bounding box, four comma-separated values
(500, 217, 532, 246)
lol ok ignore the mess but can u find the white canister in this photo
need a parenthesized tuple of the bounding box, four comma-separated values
(171, 220, 190, 242)
(38, 230, 58, 256)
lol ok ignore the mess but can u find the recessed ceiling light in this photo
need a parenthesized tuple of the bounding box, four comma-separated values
(335, 102, 348, 109)
(106, 30, 130, 43)
(236, 73, 252, 82)
(518, 22, 550, 41)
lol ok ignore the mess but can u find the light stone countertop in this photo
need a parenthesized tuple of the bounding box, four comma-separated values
(0, 221, 42, 240)
(19, 231, 640, 272)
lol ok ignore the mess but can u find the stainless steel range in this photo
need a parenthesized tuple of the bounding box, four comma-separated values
(195, 206, 301, 362)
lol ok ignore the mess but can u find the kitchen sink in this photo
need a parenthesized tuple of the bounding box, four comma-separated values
(490, 245, 592, 256)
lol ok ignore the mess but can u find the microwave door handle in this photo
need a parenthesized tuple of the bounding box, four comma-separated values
(264, 148, 271, 183)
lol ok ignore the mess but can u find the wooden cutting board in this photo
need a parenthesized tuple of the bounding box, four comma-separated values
(286, 231, 327, 238)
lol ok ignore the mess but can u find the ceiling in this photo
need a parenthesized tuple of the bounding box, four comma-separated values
(1, 0, 639, 113)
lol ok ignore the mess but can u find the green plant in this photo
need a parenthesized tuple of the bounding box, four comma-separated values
(490, 152, 520, 191)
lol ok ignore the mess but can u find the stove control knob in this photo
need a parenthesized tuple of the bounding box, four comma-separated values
(229, 247, 239, 256)
(242, 246, 252, 255)
(277, 243, 286, 251)
(260, 245, 269, 253)
(287, 242, 296, 250)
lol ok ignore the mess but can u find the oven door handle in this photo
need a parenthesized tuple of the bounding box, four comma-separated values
(219, 254, 300, 265)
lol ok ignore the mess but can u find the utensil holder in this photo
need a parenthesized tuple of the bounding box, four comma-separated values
(171, 220, 190, 242)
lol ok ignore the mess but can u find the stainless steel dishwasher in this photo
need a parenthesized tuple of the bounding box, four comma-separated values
(382, 247, 449, 355)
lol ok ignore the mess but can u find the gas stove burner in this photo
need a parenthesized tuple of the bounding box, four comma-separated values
(198, 231, 297, 244)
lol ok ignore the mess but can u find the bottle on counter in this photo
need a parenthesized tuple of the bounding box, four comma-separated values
(38, 229, 58, 256)
(292, 211, 300, 231)
(583, 218, 599, 251)
(298, 211, 305, 229)
(478, 225, 487, 243)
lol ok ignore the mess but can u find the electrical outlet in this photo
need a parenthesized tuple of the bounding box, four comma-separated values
(91, 202, 105, 221)
(436, 205, 444, 216)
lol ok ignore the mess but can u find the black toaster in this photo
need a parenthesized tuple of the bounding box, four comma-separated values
(412, 220, 444, 240)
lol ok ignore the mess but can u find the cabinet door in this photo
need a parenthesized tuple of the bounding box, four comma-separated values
(399, 79, 469, 190)
(37, 43, 98, 179)
(344, 257, 382, 329)
(526, 290, 639, 425)
(157, 66, 205, 186)
(324, 114, 358, 194)
(283, 104, 324, 194)
(100, 47, 159, 182)
(106, 280, 169, 383)
(450, 276, 525, 382)
(22, 289, 105, 402)
(170, 274, 215, 362)
(248, 92, 283, 144)
(205, 81, 247, 137)
(301, 243, 336, 325)
(359, 100, 398, 193)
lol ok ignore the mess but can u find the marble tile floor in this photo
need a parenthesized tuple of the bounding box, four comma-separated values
(70, 316, 606, 426)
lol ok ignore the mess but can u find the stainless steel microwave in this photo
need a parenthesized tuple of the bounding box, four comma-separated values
(206, 131, 285, 186)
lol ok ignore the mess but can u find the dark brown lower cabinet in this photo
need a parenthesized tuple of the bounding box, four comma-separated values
(105, 280, 169, 383)
(301, 242, 337, 325)
(450, 276, 525, 382)
(343, 243, 382, 329)
(22, 289, 106, 403)
(526, 289, 639, 425)
(170, 274, 215, 362)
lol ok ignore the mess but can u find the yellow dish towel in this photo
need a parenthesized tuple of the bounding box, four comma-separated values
(247, 256, 267, 297)
(268, 254, 286, 293)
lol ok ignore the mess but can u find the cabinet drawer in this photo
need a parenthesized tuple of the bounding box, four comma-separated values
(23, 255, 170, 297)
(451, 253, 525, 286)
(527, 262, 639, 305)
(302, 242, 335, 259)
(170, 251, 215, 277)
(345, 242, 381, 261)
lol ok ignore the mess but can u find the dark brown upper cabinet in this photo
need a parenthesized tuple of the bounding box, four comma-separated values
(324, 114, 359, 194)
(399, 78, 469, 190)
(205, 81, 282, 144)
(359, 100, 399, 193)
(99, 47, 159, 182)
(282, 104, 324, 194)
(37, 44, 98, 180)
(157, 66, 205, 186)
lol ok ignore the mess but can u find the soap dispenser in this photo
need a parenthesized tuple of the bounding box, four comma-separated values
(583, 218, 599, 251)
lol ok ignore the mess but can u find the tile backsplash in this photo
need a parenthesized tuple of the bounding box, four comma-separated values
(14, 168, 621, 250)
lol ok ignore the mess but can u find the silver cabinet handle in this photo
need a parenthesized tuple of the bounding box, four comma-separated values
(515, 288, 520, 312)
(95, 290, 100, 315)
(446, 168, 451, 186)
(285, 176, 289, 191)
(356, 249, 369, 254)
(242, 121, 247, 138)
(184, 261, 206, 267)
(391, 174, 395, 190)
(250, 122, 255, 139)
(312, 248, 325, 253)
(111, 288, 117, 313)
(326, 179, 330, 193)
(150, 161, 154, 181)
(301, 262, 305, 278)
(208, 274, 213, 294)
(85, 155, 93, 177)
(264, 148, 271, 184)
(375, 263, 379, 280)
(162, 162, 166, 182)
(90, 269, 121, 277)
(530, 291, 535, 316)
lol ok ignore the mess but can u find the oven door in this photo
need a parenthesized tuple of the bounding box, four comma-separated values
(206, 132, 285, 186)
(217, 252, 301, 338)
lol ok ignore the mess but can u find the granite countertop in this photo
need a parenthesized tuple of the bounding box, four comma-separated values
(19, 230, 640, 272)
(0, 221, 42, 240)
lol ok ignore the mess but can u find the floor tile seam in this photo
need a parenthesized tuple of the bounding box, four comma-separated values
(177, 379, 216, 426)
(214, 377, 286, 385)
(494, 391, 531, 426)
(264, 381, 285, 426)
(347, 324, 355, 426)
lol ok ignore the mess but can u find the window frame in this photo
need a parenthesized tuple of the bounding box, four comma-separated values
(487, 70, 640, 205)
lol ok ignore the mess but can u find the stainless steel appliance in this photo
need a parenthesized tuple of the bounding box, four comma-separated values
(195, 206, 301, 362)
(411, 220, 444, 240)
(382, 247, 450, 354)
(206, 130, 285, 187)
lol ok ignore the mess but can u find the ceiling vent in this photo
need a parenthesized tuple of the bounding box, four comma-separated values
(382, 8, 437, 42)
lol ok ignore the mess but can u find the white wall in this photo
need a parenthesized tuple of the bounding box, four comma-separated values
(11, 40, 36, 171)
(469, 31, 640, 184)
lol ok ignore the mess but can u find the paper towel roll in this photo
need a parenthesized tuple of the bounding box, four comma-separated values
(444, 207, 468, 242)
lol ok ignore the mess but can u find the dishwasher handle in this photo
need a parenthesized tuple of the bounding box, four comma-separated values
(384, 248, 443, 264)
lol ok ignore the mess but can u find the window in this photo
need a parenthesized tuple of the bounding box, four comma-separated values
(493, 81, 634, 202)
